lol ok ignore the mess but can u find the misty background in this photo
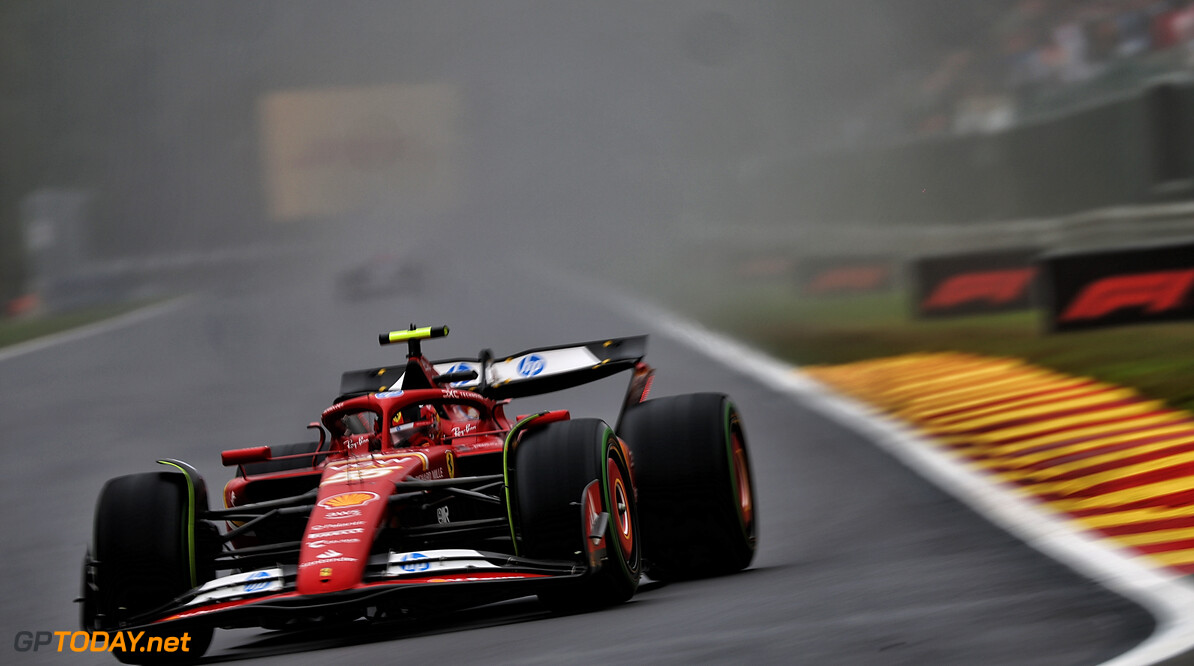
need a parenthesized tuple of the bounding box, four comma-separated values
(1, 0, 1013, 299)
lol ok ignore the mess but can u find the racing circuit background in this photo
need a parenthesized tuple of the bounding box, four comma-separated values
(4, 1, 1194, 664)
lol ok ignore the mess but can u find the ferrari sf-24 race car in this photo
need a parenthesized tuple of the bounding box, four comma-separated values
(80, 326, 756, 663)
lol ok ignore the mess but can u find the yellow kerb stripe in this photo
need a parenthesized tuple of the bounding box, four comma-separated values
(1113, 528, 1194, 546)
(971, 427, 1194, 472)
(919, 389, 1139, 432)
(1076, 506, 1194, 529)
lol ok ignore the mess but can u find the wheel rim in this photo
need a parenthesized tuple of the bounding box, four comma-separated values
(731, 431, 753, 529)
(606, 457, 636, 558)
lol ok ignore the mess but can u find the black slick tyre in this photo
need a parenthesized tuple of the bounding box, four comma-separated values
(512, 418, 641, 611)
(88, 472, 213, 664)
(620, 393, 756, 580)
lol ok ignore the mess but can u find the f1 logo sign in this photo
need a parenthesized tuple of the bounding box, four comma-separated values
(1060, 269, 1194, 321)
(923, 268, 1037, 309)
(806, 267, 888, 294)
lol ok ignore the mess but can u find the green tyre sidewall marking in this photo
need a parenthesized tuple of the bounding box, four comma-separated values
(723, 400, 751, 542)
(156, 461, 197, 588)
(503, 412, 547, 557)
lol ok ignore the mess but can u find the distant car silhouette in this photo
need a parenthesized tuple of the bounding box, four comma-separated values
(337, 252, 422, 300)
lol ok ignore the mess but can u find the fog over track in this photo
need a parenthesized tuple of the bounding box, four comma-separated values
(0, 258, 1152, 665)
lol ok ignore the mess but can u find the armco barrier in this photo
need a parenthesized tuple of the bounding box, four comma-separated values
(806, 352, 1194, 576)
(912, 248, 1041, 318)
(1043, 239, 1194, 332)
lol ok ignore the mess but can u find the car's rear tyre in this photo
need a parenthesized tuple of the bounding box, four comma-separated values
(513, 418, 641, 611)
(620, 393, 756, 580)
(87, 472, 213, 664)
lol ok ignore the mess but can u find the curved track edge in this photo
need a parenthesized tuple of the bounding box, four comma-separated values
(545, 268, 1194, 666)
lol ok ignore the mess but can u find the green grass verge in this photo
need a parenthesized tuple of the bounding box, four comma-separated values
(702, 285, 1194, 414)
(612, 254, 1194, 414)
(0, 303, 153, 350)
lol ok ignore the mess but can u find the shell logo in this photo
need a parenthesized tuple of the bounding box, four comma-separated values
(318, 491, 380, 509)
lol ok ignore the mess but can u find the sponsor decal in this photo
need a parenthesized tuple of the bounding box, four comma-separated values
(516, 354, 546, 377)
(13, 631, 195, 654)
(322, 467, 398, 485)
(316, 549, 343, 559)
(1060, 269, 1194, 321)
(304, 527, 364, 538)
(307, 538, 361, 548)
(318, 491, 380, 509)
(327, 454, 417, 472)
(437, 506, 450, 524)
(412, 468, 445, 481)
(445, 450, 456, 478)
(300, 557, 356, 568)
(398, 552, 431, 573)
(188, 568, 284, 605)
(375, 390, 404, 398)
(242, 571, 271, 593)
(923, 268, 1037, 310)
(450, 424, 477, 437)
(310, 520, 366, 530)
(324, 509, 361, 519)
(319, 568, 333, 577)
(384, 549, 499, 577)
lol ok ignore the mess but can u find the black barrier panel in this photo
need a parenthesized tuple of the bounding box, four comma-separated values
(797, 256, 897, 296)
(1146, 82, 1193, 186)
(912, 248, 1042, 318)
(1044, 240, 1194, 333)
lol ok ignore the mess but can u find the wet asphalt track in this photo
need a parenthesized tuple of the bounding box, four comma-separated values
(0, 257, 1154, 665)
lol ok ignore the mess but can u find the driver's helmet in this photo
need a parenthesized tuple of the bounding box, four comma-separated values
(391, 404, 440, 447)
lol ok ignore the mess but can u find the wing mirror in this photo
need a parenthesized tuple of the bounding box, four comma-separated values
(220, 446, 271, 466)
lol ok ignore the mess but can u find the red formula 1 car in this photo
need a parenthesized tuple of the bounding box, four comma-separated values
(79, 326, 756, 663)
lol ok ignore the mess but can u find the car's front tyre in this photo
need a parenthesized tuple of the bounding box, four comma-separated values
(512, 418, 641, 611)
(86, 471, 213, 664)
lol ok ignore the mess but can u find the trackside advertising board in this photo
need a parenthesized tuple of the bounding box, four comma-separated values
(797, 256, 896, 296)
(1043, 240, 1194, 332)
(912, 248, 1041, 318)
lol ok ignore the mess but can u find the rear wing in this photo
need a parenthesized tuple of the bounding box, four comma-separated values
(339, 335, 648, 401)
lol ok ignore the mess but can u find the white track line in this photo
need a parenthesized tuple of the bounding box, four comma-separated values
(0, 297, 192, 364)
(558, 272, 1194, 666)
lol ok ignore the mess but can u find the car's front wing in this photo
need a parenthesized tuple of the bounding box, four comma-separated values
(127, 549, 585, 631)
